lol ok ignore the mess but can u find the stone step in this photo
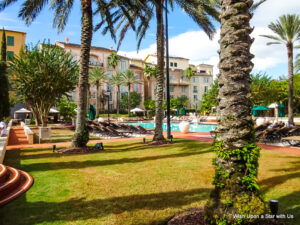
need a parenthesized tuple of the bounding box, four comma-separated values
(0, 164, 8, 183)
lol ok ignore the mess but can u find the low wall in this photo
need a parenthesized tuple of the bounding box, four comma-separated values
(20, 122, 34, 144)
(0, 120, 12, 163)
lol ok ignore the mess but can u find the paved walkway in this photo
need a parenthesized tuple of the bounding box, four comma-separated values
(5, 131, 299, 155)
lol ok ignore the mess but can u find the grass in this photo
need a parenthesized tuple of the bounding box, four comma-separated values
(30, 128, 100, 143)
(1, 139, 299, 225)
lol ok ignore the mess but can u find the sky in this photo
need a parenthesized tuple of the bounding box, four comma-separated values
(1, 0, 300, 78)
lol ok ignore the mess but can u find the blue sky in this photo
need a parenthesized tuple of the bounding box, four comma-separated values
(1, 0, 300, 78)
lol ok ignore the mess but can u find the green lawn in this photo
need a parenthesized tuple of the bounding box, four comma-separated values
(1, 139, 299, 225)
(31, 128, 100, 143)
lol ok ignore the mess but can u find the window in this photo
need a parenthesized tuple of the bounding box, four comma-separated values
(134, 73, 140, 80)
(7, 51, 14, 61)
(170, 75, 175, 80)
(192, 77, 199, 83)
(170, 62, 173, 67)
(203, 77, 210, 83)
(193, 86, 198, 93)
(107, 84, 112, 92)
(121, 85, 127, 93)
(107, 70, 113, 78)
(193, 95, 198, 101)
(7, 36, 14, 46)
(204, 86, 209, 93)
(200, 70, 206, 73)
(120, 60, 126, 72)
(181, 76, 186, 81)
(93, 92, 96, 99)
(174, 62, 177, 67)
(170, 85, 174, 92)
(109, 93, 112, 101)
(134, 83, 139, 92)
(181, 86, 186, 93)
(89, 57, 97, 65)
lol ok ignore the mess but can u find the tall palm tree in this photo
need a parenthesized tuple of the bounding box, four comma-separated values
(89, 66, 108, 117)
(101, 0, 219, 141)
(0, 0, 148, 147)
(205, 0, 265, 224)
(110, 71, 124, 114)
(184, 66, 196, 80)
(108, 52, 120, 69)
(261, 14, 300, 125)
(121, 69, 140, 116)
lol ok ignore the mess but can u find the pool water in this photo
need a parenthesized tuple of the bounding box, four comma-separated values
(124, 122, 216, 132)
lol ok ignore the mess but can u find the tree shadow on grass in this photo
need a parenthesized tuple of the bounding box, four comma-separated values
(259, 172, 300, 193)
(0, 188, 211, 225)
(276, 191, 300, 225)
(21, 148, 213, 172)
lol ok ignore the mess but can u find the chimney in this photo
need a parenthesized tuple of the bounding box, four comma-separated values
(66, 37, 69, 44)
(110, 46, 113, 50)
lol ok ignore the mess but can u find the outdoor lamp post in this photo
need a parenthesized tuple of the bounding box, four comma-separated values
(165, 0, 171, 139)
(106, 87, 111, 124)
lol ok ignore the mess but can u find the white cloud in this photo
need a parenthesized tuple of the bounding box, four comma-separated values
(120, 0, 300, 76)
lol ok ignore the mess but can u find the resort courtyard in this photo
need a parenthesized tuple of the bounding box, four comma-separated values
(1, 138, 299, 225)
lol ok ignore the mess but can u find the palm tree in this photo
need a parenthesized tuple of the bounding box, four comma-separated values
(108, 52, 120, 69)
(89, 66, 108, 117)
(110, 71, 124, 114)
(205, 1, 265, 224)
(261, 14, 300, 125)
(0, 0, 148, 147)
(104, 0, 219, 141)
(184, 66, 196, 80)
(121, 69, 140, 116)
(142, 64, 158, 98)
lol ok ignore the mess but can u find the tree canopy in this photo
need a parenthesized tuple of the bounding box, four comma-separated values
(9, 43, 78, 126)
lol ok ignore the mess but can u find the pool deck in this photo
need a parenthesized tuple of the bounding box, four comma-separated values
(5, 131, 299, 155)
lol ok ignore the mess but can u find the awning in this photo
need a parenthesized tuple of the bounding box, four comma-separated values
(14, 108, 32, 113)
(130, 108, 145, 112)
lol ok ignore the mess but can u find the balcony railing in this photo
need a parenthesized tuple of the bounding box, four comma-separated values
(89, 61, 104, 67)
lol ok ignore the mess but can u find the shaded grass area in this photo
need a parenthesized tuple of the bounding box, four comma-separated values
(31, 128, 100, 143)
(1, 139, 299, 225)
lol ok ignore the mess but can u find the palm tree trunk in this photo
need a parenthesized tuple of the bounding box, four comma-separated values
(128, 84, 131, 116)
(205, 0, 265, 224)
(72, 0, 92, 147)
(287, 43, 294, 125)
(96, 81, 99, 117)
(117, 85, 120, 114)
(153, 0, 165, 141)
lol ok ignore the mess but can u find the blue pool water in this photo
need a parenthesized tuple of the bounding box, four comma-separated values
(124, 122, 216, 132)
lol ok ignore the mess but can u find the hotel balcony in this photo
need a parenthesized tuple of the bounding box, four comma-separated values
(89, 61, 104, 67)
(169, 79, 190, 86)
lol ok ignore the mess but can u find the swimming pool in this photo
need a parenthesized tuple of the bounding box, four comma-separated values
(124, 122, 216, 132)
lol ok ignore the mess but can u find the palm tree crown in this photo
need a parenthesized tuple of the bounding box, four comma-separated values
(184, 66, 196, 80)
(261, 14, 300, 124)
(108, 52, 120, 69)
(89, 66, 108, 84)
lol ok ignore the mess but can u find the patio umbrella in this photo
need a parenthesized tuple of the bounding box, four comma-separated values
(182, 107, 186, 115)
(49, 108, 59, 113)
(176, 108, 180, 115)
(130, 107, 144, 113)
(89, 105, 96, 120)
(278, 103, 285, 117)
(252, 106, 258, 116)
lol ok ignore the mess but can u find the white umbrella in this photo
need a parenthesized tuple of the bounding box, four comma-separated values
(130, 107, 145, 112)
(14, 108, 32, 113)
(49, 108, 59, 113)
(268, 103, 278, 108)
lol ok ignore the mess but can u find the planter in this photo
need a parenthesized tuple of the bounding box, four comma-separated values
(179, 121, 190, 134)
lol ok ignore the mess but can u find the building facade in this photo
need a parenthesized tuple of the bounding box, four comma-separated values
(0, 29, 26, 61)
(55, 41, 145, 112)
(144, 54, 213, 108)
